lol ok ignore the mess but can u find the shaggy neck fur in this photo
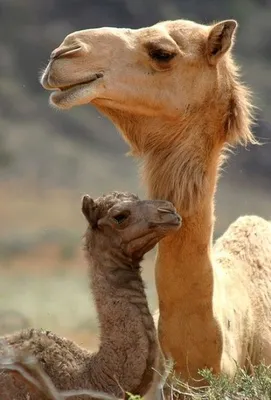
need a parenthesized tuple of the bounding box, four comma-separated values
(87, 253, 157, 398)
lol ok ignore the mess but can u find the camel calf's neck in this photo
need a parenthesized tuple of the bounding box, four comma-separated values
(87, 257, 156, 397)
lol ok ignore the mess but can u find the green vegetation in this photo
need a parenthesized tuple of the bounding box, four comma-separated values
(128, 365, 271, 399)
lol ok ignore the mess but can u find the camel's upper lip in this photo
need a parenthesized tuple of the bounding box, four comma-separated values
(42, 72, 104, 91)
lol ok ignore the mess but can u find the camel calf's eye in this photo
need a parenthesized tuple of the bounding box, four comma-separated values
(149, 49, 176, 62)
(112, 212, 130, 224)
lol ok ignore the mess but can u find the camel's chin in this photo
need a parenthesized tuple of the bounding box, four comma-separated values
(49, 83, 96, 109)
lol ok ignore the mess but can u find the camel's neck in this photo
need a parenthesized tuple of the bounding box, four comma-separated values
(144, 131, 221, 307)
(88, 260, 157, 398)
(156, 201, 215, 305)
(141, 124, 223, 371)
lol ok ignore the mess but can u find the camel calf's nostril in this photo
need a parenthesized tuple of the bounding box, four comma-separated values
(158, 207, 173, 214)
(96, 72, 104, 79)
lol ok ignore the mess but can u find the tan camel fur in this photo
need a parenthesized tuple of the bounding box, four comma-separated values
(0, 192, 182, 399)
(40, 19, 271, 386)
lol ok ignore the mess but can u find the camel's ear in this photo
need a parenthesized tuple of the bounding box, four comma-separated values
(207, 20, 237, 65)
(81, 195, 97, 227)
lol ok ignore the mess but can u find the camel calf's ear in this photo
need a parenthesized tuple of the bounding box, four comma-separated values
(81, 195, 97, 227)
(207, 20, 238, 65)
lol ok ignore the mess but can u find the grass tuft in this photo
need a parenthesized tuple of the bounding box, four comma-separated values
(127, 365, 271, 399)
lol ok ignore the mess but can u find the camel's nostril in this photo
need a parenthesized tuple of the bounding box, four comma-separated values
(50, 46, 82, 60)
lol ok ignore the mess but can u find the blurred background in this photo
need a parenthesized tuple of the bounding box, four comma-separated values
(0, 0, 270, 349)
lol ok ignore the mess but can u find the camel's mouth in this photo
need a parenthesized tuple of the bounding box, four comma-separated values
(48, 73, 104, 108)
(56, 73, 104, 92)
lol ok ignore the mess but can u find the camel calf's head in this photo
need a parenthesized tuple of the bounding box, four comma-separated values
(41, 19, 237, 117)
(82, 191, 181, 262)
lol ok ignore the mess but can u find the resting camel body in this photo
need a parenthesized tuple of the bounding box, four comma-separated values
(41, 19, 271, 386)
(0, 192, 181, 399)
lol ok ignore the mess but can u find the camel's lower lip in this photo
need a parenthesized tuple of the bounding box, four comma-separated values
(49, 73, 104, 107)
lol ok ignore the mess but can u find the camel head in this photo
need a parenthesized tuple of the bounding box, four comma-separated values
(41, 19, 239, 118)
(82, 191, 181, 262)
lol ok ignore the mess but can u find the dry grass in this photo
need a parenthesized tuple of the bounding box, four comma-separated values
(160, 366, 271, 399)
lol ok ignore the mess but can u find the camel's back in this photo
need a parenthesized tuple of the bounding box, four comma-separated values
(214, 215, 271, 278)
(214, 215, 271, 314)
(214, 215, 271, 366)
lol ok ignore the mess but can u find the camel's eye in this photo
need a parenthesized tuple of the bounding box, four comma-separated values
(149, 49, 176, 62)
(112, 211, 130, 225)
